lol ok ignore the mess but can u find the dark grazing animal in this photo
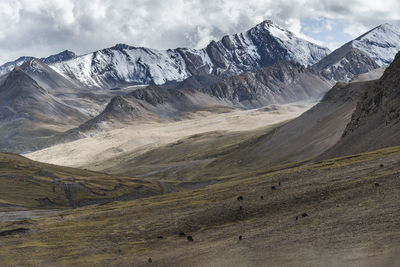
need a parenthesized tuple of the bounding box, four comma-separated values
(237, 196, 243, 201)
(187, 236, 194, 241)
(148, 258, 152, 263)
(271, 186, 276, 190)
(239, 235, 243, 240)
(301, 213, 308, 217)
(179, 232, 185, 237)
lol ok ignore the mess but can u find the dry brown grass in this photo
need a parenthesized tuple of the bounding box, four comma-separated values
(1, 146, 399, 266)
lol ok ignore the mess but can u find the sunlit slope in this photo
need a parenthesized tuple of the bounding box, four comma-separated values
(0, 153, 161, 209)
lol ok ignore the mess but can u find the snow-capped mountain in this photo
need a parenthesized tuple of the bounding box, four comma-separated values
(51, 20, 330, 88)
(0, 56, 33, 77)
(0, 50, 76, 77)
(313, 44, 379, 82)
(352, 23, 400, 66)
(41, 50, 77, 65)
(314, 23, 400, 81)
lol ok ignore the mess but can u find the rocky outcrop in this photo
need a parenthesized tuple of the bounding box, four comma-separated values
(321, 52, 400, 158)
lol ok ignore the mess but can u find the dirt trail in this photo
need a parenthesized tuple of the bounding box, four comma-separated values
(0, 209, 60, 222)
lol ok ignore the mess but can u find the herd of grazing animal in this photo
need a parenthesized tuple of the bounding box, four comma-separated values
(146, 167, 385, 263)
(147, 182, 287, 263)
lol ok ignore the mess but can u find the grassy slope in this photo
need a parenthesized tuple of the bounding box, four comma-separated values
(0, 153, 161, 209)
(0, 146, 399, 266)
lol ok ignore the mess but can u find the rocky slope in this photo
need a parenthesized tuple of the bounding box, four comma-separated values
(0, 59, 113, 153)
(322, 51, 400, 158)
(198, 61, 332, 108)
(71, 61, 331, 132)
(51, 20, 330, 88)
(313, 44, 379, 82)
(206, 81, 367, 169)
(313, 23, 400, 82)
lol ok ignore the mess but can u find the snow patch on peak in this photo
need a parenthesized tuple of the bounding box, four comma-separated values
(0, 56, 33, 77)
(351, 23, 400, 66)
(268, 24, 291, 42)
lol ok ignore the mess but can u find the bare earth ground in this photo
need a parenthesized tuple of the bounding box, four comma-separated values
(26, 102, 313, 168)
(0, 147, 399, 266)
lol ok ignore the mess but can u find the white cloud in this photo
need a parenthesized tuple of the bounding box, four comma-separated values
(344, 23, 369, 37)
(0, 0, 399, 63)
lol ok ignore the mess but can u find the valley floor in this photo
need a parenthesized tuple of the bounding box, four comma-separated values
(26, 102, 313, 169)
(1, 146, 399, 266)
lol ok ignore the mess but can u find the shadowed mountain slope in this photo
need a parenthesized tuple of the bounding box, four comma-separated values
(313, 23, 400, 82)
(313, 44, 379, 82)
(0, 59, 113, 153)
(322, 51, 400, 158)
(73, 61, 331, 133)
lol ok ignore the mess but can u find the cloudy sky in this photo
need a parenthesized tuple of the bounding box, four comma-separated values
(0, 0, 399, 64)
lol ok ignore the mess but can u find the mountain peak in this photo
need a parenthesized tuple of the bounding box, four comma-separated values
(375, 23, 397, 32)
(351, 23, 400, 66)
(19, 58, 47, 73)
(41, 50, 77, 64)
(253, 20, 294, 40)
(1, 66, 41, 92)
(112, 43, 131, 50)
(356, 23, 398, 40)
(258, 19, 275, 27)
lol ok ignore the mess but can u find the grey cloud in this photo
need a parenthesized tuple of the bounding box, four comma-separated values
(0, 0, 399, 63)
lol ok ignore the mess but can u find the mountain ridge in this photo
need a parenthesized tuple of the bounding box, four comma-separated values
(313, 23, 400, 82)
(0, 50, 77, 77)
(2, 20, 330, 89)
(57, 61, 331, 138)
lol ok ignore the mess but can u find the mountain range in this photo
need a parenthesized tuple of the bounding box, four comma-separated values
(1, 20, 331, 89)
(0, 20, 399, 154)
